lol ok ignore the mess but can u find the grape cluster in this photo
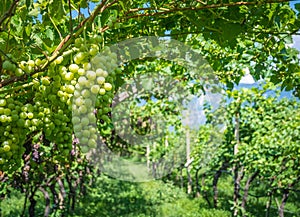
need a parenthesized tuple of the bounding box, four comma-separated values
(0, 98, 27, 169)
(0, 35, 120, 171)
(72, 46, 117, 153)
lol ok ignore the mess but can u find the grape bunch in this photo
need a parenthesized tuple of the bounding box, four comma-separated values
(72, 46, 117, 153)
(0, 97, 27, 170)
(0, 32, 121, 171)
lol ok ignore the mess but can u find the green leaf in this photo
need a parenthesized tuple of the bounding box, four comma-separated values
(294, 3, 300, 13)
(25, 25, 32, 36)
(45, 29, 54, 41)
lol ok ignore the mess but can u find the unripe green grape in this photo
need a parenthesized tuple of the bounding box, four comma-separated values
(69, 64, 79, 73)
(84, 98, 93, 107)
(88, 113, 96, 123)
(97, 77, 105, 85)
(79, 105, 87, 113)
(44, 108, 51, 114)
(3, 131, 9, 137)
(80, 137, 89, 145)
(81, 89, 91, 98)
(90, 133, 98, 141)
(55, 56, 64, 65)
(3, 144, 10, 152)
(83, 62, 91, 70)
(75, 52, 86, 62)
(35, 58, 43, 66)
(64, 72, 74, 81)
(78, 68, 85, 76)
(102, 107, 111, 114)
(71, 79, 77, 85)
(2, 60, 13, 71)
(43, 116, 51, 123)
(0, 115, 7, 122)
(63, 134, 70, 141)
(17, 119, 25, 127)
(82, 130, 90, 138)
(88, 139, 97, 148)
(57, 90, 64, 97)
(11, 114, 18, 121)
(99, 88, 106, 95)
(81, 146, 89, 153)
(15, 68, 24, 76)
(93, 35, 103, 43)
(78, 76, 87, 86)
(0, 99, 7, 107)
(19, 61, 26, 70)
(89, 48, 98, 56)
(31, 119, 39, 126)
(59, 66, 67, 73)
(60, 95, 68, 102)
(65, 85, 75, 94)
(27, 112, 34, 119)
(74, 56, 81, 65)
(41, 77, 50, 86)
(96, 68, 108, 77)
(81, 117, 89, 126)
(3, 108, 11, 115)
(27, 60, 35, 67)
(104, 83, 112, 91)
(101, 114, 110, 123)
(75, 38, 84, 48)
(24, 119, 31, 128)
(75, 97, 84, 106)
(6, 116, 12, 122)
(72, 116, 80, 124)
(91, 85, 100, 94)
(24, 65, 33, 73)
(86, 70, 96, 80)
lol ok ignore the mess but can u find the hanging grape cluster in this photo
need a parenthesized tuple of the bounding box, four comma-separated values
(0, 34, 120, 171)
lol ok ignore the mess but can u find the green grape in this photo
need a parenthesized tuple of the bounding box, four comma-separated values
(0, 99, 7, 107)
(97, 77, 105, 85)
(84, 98, 93, 107)
(78, 76, 88, 86)
(104, 83, 112, 91)
(91, 85, 100, 94)
(79, 105, 88, 114)
(86, 70, 96, 80)
(81, 117, 89, 126)
(15, 68, 24, 76)
(83, 62, 91, 70)
(81, 89, 91, 98)
(41, 77, 50, 86)
(27, 112, 34, 119)
(27, 60, 35, 67)
(99, 88, 106, 95)
(3, 144, 11, 152)
(78, 68, 86, 76)
(69, 64, 79, 73)
(65, 85, 75, 94)
(88, 139, 97, 148)
(64, 72, 74, 81)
